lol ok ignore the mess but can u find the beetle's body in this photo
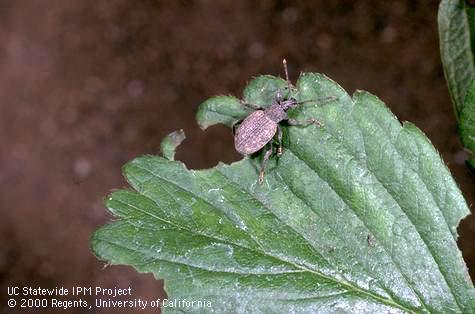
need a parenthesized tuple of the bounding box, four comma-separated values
(232, 59, 329, 184)
(234, 103, 288, 155)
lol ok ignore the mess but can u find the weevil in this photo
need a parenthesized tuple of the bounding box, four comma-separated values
(234, 59, 335, 184)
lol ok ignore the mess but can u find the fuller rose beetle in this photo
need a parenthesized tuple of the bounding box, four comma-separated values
(233, 59, 336, 184)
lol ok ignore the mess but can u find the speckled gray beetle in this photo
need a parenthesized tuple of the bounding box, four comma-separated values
(234, 59, 336, 184)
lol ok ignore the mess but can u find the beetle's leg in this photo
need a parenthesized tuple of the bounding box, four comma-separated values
(288, 118, 324, 128)
(276, 125, 283, 156)
(259, 145, 274, 185)
(275, 89, 284, 102)
(240, 100, 261, 110)
(232, 120, 243, 135)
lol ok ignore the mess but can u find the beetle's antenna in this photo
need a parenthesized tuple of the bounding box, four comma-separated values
(297, 96, 338, 106)
(283, 59, 291, 92)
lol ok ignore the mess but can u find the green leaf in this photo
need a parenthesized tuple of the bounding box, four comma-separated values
(438, 0, 475, 116)
(92, 73, 475, 313)
(242, 75, 290, 108)
(196, 96, 249, 130)
(460, 79, 475, 169)
(160, 129, 186, 161)
(439, 1, 475, 172)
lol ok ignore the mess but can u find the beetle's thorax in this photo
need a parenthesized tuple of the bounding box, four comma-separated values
(264, 102, 287, 122)
(264, 98, 298, 122)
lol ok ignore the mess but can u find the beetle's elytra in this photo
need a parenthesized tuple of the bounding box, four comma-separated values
(235, 110, 278, 155)
(233, 59, 334, 184)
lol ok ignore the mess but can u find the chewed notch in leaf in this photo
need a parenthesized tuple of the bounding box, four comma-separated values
(92, 72, 475, 313)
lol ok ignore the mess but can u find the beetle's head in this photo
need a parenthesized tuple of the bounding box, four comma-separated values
(280, 97, 299, 111)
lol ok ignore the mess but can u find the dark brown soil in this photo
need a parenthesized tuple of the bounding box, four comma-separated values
(1, 1, 473, 313)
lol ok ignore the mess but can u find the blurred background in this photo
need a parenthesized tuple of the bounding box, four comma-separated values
(0, 1, 473, 313)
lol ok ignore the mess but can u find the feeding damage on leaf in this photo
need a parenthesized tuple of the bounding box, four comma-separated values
(232, 60, 337, 184)
(93, 69, 475, 313)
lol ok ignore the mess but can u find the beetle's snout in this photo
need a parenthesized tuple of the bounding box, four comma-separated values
(286, 98, 299, 109)
(280, 98, 299, 111)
